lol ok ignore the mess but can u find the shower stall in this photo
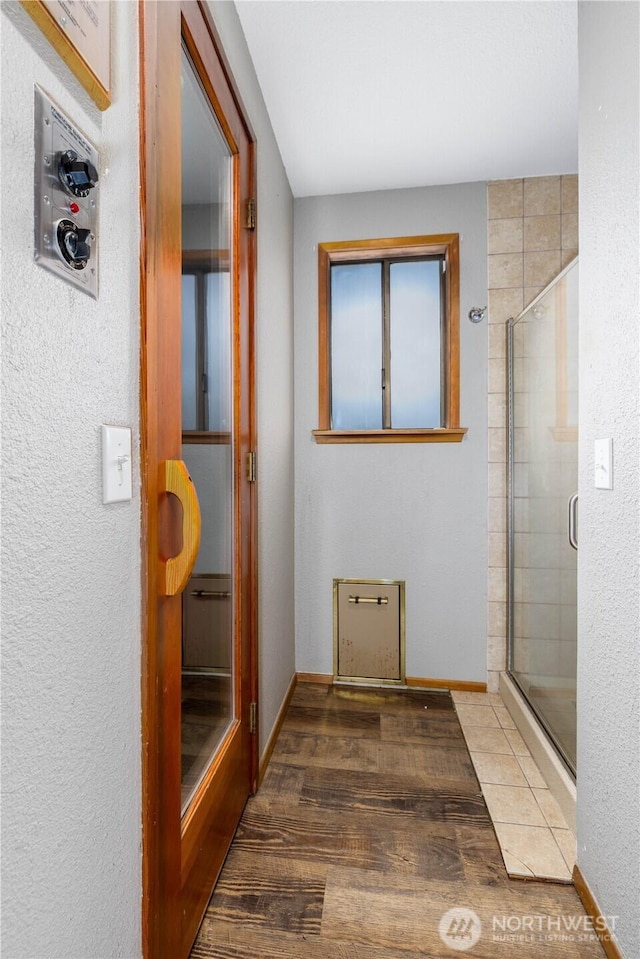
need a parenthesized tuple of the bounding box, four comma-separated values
(507, 257, 578, 776)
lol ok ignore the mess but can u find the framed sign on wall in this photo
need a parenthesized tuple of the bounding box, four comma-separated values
(20, 1, 111, 110)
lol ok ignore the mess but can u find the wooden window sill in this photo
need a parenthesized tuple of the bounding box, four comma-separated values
(312, 428, 468, 445)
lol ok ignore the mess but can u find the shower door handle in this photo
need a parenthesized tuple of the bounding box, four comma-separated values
(568, 492, 579, 551)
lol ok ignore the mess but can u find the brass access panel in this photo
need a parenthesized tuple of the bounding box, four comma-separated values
(333, 579, 406, 686)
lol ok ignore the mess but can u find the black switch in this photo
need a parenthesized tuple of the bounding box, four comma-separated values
(66, 228, 91, 262)
(57, 219, 91, 270)
(57, 150, 99, 198)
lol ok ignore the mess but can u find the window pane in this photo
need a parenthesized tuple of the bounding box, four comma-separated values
(205, 271, 231, 431)
(181, 274, 198, 430)
(390, 260, 442, 428)
(331, 262, 382, 429)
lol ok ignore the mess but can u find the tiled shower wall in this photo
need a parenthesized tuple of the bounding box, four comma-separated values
(486, 175, 579, 693)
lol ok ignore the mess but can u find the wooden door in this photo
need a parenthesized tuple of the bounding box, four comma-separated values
(140, 3, 257, 958)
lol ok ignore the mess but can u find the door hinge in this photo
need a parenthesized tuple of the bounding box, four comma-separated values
(246, 198, 256, 231)
(246, 450, 256, 483)
(249, 702, 257, 735)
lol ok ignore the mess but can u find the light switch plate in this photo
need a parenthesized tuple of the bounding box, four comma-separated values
(102, 425, 132, 504)
(594, 437, 613, 490)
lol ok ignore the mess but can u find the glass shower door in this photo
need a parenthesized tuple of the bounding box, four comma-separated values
(508, 258, 578, 774)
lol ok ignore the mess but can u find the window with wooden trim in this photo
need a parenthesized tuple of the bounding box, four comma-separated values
(314, 235, 466, 444)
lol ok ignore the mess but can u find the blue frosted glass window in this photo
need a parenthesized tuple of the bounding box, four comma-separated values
(181, 268, 231, 432)
(181, 274, 198, 430)
(317, 235, 462, 442)
(205, 271, 231, 431)
(329, 256, 443, 430)
(330, 263, 382, 430)
(390, 260, 441, 428)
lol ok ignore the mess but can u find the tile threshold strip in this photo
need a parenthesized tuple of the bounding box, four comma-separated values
(451, 690, 575, 884)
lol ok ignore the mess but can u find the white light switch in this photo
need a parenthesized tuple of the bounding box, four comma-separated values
(102, 425, 132, 503)
(594, 437, 613, 490)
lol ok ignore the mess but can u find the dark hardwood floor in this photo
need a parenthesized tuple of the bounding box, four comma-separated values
(190, 682, 605, 958)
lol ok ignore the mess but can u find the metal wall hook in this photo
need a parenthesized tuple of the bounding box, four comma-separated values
(468, 306, 487, 324)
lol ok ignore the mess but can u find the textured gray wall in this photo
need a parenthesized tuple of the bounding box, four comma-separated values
(577, 3, 640, 955)
(1, 3, 142, 956)
(294, 184, 488, 681)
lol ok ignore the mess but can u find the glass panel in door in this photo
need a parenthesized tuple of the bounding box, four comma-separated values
(509, 259, 578, 773)
(180, 48, 234, 813)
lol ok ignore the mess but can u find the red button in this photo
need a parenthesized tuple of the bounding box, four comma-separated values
(69, 202, 80, 215)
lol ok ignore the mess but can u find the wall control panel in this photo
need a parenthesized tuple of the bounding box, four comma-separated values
(34, 86, 99, 298)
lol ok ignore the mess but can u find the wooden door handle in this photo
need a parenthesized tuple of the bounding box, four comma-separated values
(159, 460, 201, 596)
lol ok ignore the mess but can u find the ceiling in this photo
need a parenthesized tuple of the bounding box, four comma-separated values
(234, 1, 578, 198)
